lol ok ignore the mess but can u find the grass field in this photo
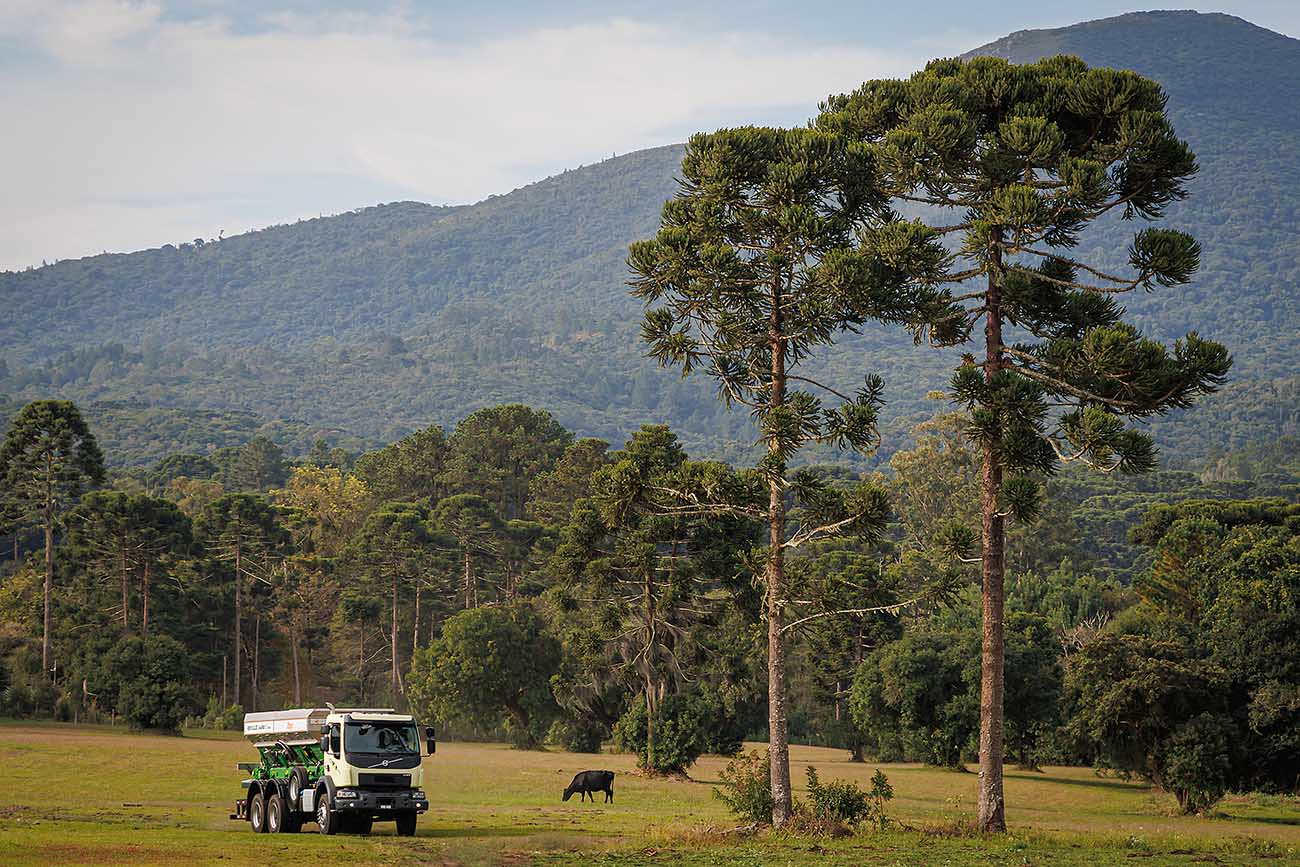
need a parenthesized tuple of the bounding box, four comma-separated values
(0, 723, 1297, 866)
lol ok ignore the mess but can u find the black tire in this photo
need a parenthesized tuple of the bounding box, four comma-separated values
(315, 790, 338, 835)
(395, 811, 417, 837)
(288, 767, 308, 808)
(249, 792, 268, 833)
(267, 792, 287, 833)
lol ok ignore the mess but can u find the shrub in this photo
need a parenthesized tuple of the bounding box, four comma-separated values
(1161, 713, 1233, 814)
(614, 688, 741, 774)
(201, 695, 244, 730)
(102, 634, 194, 732)
(805, 766, 871, 827)
(713, 749, 773, 824)
(867, 769, 894, 831)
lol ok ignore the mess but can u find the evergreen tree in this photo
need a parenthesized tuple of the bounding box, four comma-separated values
(345, 502, 440, 699)
(195, 494, 286, 708)
(551, 425, 753, 772)
(816, 55, 1232, 829)
(353, 425, 449, 503)
(66, 491, 191, 637)
(629, 128, 930, 823)
(0, 400, 105, 675)
(442, 405, 572, 520)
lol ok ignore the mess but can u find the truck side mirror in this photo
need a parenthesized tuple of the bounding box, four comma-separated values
(320, 734, 330, 754)
(425, 725, 436, 756)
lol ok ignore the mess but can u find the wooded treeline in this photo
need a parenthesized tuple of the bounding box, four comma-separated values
(1, 398, 1296, 815)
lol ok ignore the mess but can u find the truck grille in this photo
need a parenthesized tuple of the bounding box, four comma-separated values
(359, 773, 411, 788)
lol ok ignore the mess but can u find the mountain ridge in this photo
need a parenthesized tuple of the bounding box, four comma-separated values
(3, 11, 1297, 466)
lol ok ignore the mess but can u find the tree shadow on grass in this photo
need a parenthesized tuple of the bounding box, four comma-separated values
(1003, 772, 1147, 793)
(1219, 814, 1300, 827)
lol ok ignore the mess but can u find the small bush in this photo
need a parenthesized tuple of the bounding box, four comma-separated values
(713, 750, 773, 825)
(201, 695, 243, 730)
(103, 634, 195, 733)
(805, 766, 871, 827)
(614, 689, 740, 774)
(1161, 713, 1233, 814)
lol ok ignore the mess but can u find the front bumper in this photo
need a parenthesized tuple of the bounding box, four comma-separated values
(333, 788, 428, 815)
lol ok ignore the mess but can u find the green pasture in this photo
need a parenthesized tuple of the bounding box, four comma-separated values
(0, 723, 1295, 866)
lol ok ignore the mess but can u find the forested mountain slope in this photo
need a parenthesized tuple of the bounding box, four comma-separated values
(2, 10, 1297, 465)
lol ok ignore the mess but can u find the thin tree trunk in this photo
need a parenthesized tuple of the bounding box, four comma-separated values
(222, 654, 228, 709)
(42, 457, 53, 677)
(358, 621, 365, 703)
(767, 282, 792, 827)
(643, 572, 656, 771)
(233, 542, 242, 707)
(291, 622, 301, 706)
(462, 548, 473, 610)
(142, 561, 150, 638)
(43, 519, 53, 677)
(252, 614, 260, 713)
(412, 583, 421, 655)
(977, 232, 1008, 833)
(391, 573, 400, 695)
(120, 546, 130, 631)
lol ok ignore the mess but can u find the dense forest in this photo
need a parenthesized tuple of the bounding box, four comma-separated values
(2, 398, 1297, 813)
(2, 11, 1299, 468)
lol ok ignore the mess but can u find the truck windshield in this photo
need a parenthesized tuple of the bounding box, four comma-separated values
(345, 721, 419, 755)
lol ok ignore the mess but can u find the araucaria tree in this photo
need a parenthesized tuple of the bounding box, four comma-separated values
(0, 400, 105, 676)
(629, 128, 934, 823)
(816, 55, 1232, 830)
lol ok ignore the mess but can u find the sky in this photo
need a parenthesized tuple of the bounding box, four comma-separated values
(2, 1, 1297, 271)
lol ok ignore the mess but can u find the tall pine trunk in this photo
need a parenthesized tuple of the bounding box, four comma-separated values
(42, 458, 53, 678)
(391, 573, 400, 695)
(142, 561, 150, 637)
(120, 546, 130, 632)
(412, 583, 421, 655)
(43, 518, 53, 677)
(767, 284, 792, 826)
(291, 621, 302, 705)
(233, 542, 242, 708)
(977, 235, 1008, 833)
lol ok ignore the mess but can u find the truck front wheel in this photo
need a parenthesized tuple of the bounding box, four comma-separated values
(315, 792, 338, 835)
(249, 792, 268, 833)
(395, 811, 417, 837)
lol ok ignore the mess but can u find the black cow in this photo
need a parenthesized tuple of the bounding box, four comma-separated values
(563, 770, 615, 803)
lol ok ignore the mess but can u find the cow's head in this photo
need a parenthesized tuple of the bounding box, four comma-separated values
(562, 787, 574, 802)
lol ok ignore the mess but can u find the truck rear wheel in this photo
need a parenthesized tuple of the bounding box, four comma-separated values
(249, 792, 268, 833)
(267, 792, 287, 833)
(395, 811, 417, 837)
(315, 792, 338, 835)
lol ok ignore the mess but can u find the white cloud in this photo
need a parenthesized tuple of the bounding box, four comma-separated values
(0, 3, 934, 270)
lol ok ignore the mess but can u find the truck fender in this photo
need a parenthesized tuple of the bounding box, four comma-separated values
(317, 775, 337, 808)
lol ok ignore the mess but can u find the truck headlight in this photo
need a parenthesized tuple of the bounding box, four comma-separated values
(337, 789, 357, 799)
